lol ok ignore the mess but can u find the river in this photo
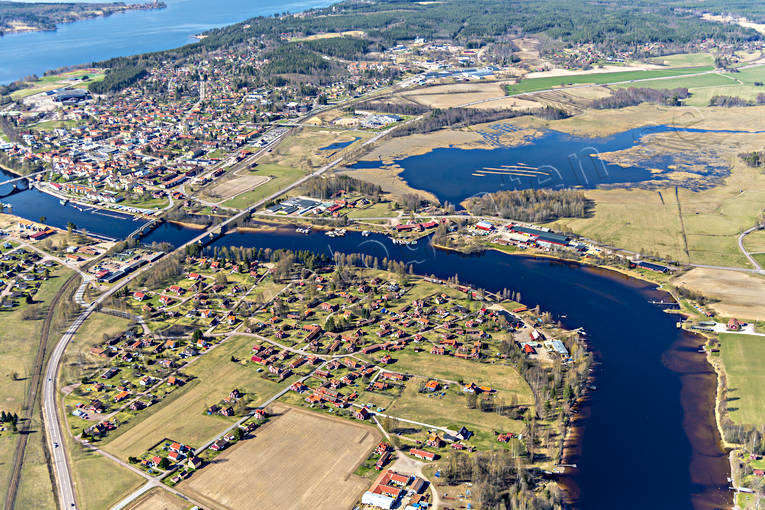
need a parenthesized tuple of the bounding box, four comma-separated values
(0, 171, 732, 507)
(186, 227, 729, 509)
(0, 0, 332, 84)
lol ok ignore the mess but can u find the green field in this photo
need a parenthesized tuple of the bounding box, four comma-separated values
(654, 53, 715, 67)
(221, 164, 305, 209)
(611, 72, 736, 92)
(507, 66, 715, 95)
(719, 333, 765, 426)
(612, 65, 765, 107)
(71, 444, 144, 510)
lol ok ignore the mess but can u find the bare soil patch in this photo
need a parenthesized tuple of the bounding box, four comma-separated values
(180, 403, 380, 510)
(208, 173, 270, 200)
(673, 268, 765, 320)
(126, 488, 187, 510)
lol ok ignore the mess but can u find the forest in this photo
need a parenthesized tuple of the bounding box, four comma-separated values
(93, 0, 763, 74)
(463, 189, 592, 222)
(300, 174, 383, 200)
(88, 65, 147, 94)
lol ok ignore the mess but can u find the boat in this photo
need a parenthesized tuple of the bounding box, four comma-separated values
(361, 230, 370, 237)
(295, 227, 311, 234)
(59, 198, 68, 205)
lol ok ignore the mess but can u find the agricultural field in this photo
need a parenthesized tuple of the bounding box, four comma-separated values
(674, 269, 765, 320)
(507, 66, 714, 95)
(180, 403, 379, 510)
(719, 333, 765, 425)
(126, 488, 187, 510)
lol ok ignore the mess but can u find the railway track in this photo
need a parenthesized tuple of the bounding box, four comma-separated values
(4, 273, 80, 510)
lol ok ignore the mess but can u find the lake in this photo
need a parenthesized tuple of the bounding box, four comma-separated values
(0, 0, 332, 84)
(348, 124, 744, 206)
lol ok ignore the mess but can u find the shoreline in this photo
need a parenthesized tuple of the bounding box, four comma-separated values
(0, 3, 168, 37)
(433, 239, 732, 508)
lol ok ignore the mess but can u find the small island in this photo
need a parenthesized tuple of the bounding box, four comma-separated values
(0, 1, 166, 36)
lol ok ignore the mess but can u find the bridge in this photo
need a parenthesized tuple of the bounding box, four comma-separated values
(0, 169, 47, 187)
(126, 218, 164, 241)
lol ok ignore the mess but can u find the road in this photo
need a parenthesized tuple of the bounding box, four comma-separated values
(42, 62, 765, 508)
(737, 225, 764, 272)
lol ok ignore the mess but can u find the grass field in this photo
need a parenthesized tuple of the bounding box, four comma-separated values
(60, 312, 133, 386)
(0, 267, 73, 505)
(655, 53, 715, 67)
(180, 403, 378, 510)
(507, 66, 714, 95)
(719, 333, 765, 425)
(101, 333, 284, 459)
(612, 65, 765, 107)
(221, 164, 304, 209)
(611, 72, 735, 92)
(70, 444, 144, 510)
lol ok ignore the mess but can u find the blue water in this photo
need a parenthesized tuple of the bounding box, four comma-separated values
(0, 0, 332, 84)
(0, 170, 142, 239)
(349, 124, 744, 206)
(204, 228, 730, 509)
(319, 137, 361, 151)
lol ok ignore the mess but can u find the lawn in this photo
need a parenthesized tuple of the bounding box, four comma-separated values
(388, 349, 533, 403)
(101, 333, 286, 459)
(221, 164, 304, 209)
(507, 66, 714, 95)
(719, 333, 765, 426)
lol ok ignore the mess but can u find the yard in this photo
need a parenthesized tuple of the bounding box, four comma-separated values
(179, 403, 379, 510)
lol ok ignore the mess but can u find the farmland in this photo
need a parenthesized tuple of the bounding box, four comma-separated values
(180, 404, 379, 510)
(506, 66, 714, 95)
(719, 333, 765, 425)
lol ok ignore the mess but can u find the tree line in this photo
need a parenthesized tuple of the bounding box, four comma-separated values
(391, 106, 569, 138)
(463, 189, 592, 222)
(590, 87, 689, 109)
(708, 95, 765, 107)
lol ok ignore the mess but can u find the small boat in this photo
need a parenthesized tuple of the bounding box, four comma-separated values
(59, 198, 68, 205)
(361, 230, 370, 237)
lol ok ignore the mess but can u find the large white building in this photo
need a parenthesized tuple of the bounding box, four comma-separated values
(361, 491, 395, 510)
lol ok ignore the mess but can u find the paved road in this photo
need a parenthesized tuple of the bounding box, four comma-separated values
(737, 225, 764, 272)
